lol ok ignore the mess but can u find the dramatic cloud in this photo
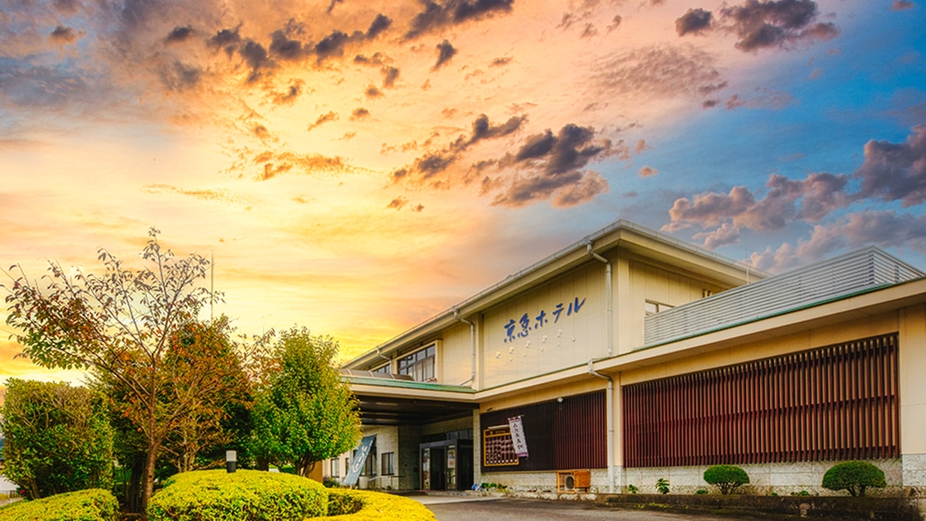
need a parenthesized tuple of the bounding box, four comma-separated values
(405, 0, 514, 39)
(381, 66, 400, 88)
(366, 14, 393, 39)
(269, 30, 310, 62)
(314, 30, 352, 63)
(490, 56, 512, 67)
(387, 196, 408, 210)
(165, 26, 194, 45)
(676, 8, 713, 36)
(855, 125, 926, 207)
(239, 40, 276, 83)
(751, 211, 926, 271)
(719, 0, 840, 52)
(891, 0, 915, 10)
(307, 111, 339, 131)
(591, 44, 723, 101)
(390, 113, 527, 186)
(694, 222, 740, 249)
(51, 0, 80, 15)
(158, 61, 202, 92)
(365, 85, 383, 98)
(350, 108, 371, 120)
(209, 27, 243, 57)
(483, 123, 617, 207)
(50, 25, 80, 45)
(241, 151, 353, 181)
(639, 166, 658, 177)
(271, 80, 305, 105)
(607, 15, 622, 32)
(433, 40, 458, 70)
(664, 172, 850, 234)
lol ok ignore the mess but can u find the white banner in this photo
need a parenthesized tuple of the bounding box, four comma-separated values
(508, 416, 529, 458)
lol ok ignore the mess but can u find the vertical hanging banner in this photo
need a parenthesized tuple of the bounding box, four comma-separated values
(343, 436, 375, 486)
(508, 416, 529, 458)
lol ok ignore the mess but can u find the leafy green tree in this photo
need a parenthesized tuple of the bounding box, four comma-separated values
(822, 461, 886, 497)
(0, 379, 114, 499)
(2, 229, 242, 515)
(249, 327, 360, 477)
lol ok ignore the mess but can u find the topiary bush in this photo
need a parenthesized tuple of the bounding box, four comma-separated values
(703, 465, 750, 494)
(146, 469, 327, 521)
(326, 489, 436, 521)
(822, 461, 886, 497)
(0, 488, 118, 521)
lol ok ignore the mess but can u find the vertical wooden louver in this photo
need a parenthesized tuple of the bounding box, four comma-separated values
(623, 334, 899, 468)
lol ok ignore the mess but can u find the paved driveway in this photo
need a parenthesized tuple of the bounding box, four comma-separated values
(421, 497, 764, 521)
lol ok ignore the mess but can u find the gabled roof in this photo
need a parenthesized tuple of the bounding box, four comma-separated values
(344, 220, 763, 368)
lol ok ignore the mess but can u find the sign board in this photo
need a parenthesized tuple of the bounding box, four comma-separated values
(508, 416, 529, 458)
(343, 435, 375, 486)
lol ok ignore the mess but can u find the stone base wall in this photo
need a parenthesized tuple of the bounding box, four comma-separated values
(904, 454, 926, 491)
(481, 459, 906, 496)
(624, 459, 903, 496)
(479, 469, 612, 493)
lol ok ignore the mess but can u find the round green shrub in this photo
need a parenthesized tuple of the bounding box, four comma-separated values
(0, 488, 118, 521)
(822, 461, 886, 497)
(326, 489, 436, 521)
(147, 469, 327, 521)
(703, 465, 750, 494)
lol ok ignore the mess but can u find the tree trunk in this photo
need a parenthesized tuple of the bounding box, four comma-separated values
(140, 443, 159, 519)
(124, 452, 145, 514)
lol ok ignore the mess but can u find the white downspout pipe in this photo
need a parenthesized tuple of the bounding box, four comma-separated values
(587, 242, 615, 494)
(586, 243, 612, 357)
(588, 358, 615, 494)
(454, 309, 476, 387)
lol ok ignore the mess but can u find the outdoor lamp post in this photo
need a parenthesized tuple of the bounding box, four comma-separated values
(226, 450, 237, 473)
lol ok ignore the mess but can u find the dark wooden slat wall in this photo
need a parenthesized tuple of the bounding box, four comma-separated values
(622, 334, 899, 468)
(481, 390, 606, 472)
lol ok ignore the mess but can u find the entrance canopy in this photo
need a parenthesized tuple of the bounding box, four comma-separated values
(343, 372, 477, 426)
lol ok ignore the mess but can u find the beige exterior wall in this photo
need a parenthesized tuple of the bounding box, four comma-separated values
(481, 264, 607, 389)
(618, 255, 725, 352)
(439, 323, 472, 385)
(900, 303, 926, 487)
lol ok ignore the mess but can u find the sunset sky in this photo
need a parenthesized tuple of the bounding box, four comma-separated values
(1, 0, 925, 386)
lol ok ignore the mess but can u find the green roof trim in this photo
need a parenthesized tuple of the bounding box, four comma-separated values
(344, 375, 476, 393)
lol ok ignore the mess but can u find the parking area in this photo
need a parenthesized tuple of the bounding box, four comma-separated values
(420, 496, 761, 521)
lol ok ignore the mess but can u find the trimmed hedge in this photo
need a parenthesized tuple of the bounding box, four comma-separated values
(147, 470, 328, 521)
(703, 465, 750, 494)
(326, 489, 437, 521)
(822, 461, 886, 497)
(0, 488, 118, 521)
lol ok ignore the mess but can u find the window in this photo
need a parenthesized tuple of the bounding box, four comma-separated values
(344, 458, 350, 477)
(363, 443, 377, 476)
(330, 458, 339, 478)
(645, 300, 673, 316)
(397, 344, 436, 382)
(372, 363, 391, 374)
(381, 452, 395, 475)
